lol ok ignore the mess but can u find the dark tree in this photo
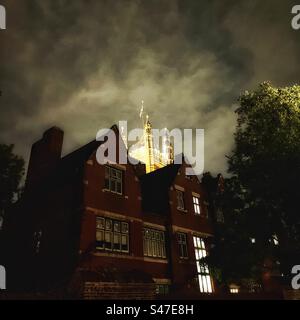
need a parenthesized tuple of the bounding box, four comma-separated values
(206, 82, 300, 290)
(0, 144, 25, 217)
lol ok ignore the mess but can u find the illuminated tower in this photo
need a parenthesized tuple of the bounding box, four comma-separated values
(161, 128, 174, 166)
(129, 101, 174, 173)
(144, 115, 155, 173)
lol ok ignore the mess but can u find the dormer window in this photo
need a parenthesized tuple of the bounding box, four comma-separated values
(104, 165, 123, 194)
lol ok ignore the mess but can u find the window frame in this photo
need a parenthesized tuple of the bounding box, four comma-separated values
(143, 227, 166, 259)
(193, 236, 213, 293)
(96, 217, 129, 253)
(177, 232, 189, 259)
(155, 284, 170, 295)
(104, 165, 123, 195)
(193, 196, 201, 215)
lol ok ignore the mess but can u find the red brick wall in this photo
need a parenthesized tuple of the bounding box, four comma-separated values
(167, 163, 214, 289)
(78, 149, 171, 281)
(78, 148, 214, 293)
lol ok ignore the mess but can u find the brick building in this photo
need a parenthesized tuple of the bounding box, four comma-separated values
(2, 124, 223, 299)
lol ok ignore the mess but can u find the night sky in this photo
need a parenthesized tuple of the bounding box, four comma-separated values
(0, 0, 299, 174)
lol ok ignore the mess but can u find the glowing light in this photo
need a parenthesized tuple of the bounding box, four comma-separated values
(129, 102, 174, 173)
(230, 288, 239, 294)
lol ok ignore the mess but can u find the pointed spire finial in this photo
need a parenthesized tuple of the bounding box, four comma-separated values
(139, 100, 144, 119)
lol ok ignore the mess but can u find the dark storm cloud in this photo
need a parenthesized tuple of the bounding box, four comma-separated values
(0, 0, 299, 174)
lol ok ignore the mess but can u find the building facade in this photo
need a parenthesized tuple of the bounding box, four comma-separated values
(2, 124, 222, 299)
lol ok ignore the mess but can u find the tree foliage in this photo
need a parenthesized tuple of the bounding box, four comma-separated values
(0, 144, 25, 216)
(207, 82, 300, 288)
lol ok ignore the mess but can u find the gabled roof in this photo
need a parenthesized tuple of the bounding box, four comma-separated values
(139, 163, 182, 215)
(23, 125, 121, 200)
(58, 124, 121, 176)
(139, 153, 205, 215)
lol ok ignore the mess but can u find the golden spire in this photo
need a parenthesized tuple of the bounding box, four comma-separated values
(140, 100, 144, 115)
(120, 125, 127, 149)
(129, 100, 173, 173)
(139, 100, 145, 126)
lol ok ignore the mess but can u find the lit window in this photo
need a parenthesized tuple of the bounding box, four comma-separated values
(176, 190, 185, 211)
(178, 233, 189, 258)
(104, 166, 123, 194)
(96, 217, 129, 253)
(230, 288, 239, 294)
(272, 234, 279, 246)
(193, 236, 213, 293)
(193, 196, 201, 215)
(143, 228, 166, 259)
(250, 238, 256, 244)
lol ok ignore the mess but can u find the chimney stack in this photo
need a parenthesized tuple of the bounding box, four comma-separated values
(26, 127, 64, 188)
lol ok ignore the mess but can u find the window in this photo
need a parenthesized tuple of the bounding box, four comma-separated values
(193, 236, 213, 293)
(176, 190, 185, 211)
(230, 288, 239, 294)
(96, 217, 129, 253)
(178, 233, 188, 258)
(156, 284, 169, 295)
(143, 228, 166, 258)
(272, 234, 279, 246)
(104, 166, 123, 194)
(193, 196, 201, 215)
